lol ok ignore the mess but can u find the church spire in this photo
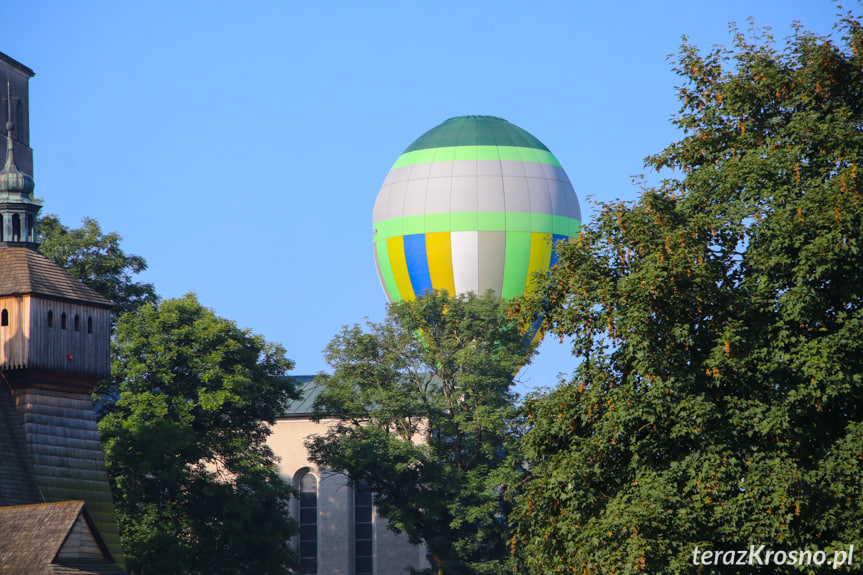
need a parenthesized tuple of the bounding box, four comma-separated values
(0, 80, 40, 247)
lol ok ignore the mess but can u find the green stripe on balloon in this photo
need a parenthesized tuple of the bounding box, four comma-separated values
(501, 231, 532, 298)
(507, 213, 532, 233)
(391, 146, 561, 169)
(373, 213, 581, 241)
(477, 212, 506, 231)
(375, 240, 400, 301)
(532, 212, 554, 233)
(401, 215, 425, 235)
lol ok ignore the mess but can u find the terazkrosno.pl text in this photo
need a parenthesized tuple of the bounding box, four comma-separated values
(692, 545, 855, 569)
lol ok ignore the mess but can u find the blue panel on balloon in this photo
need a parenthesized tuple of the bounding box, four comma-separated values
(521, 318, 543, 348)
(550, 234, 569, 267)
(403, 234, 434, 297)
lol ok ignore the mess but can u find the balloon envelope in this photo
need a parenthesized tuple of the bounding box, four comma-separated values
(373, 115, 581, 343)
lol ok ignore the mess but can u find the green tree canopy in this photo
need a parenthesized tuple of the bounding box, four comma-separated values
(38, 214, 157, 324)
(511, 13, 863, 575)
(306, 291, 536, 575)
(99, 293, 300, 575)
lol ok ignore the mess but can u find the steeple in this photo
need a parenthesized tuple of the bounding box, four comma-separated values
(0, 52, 125, 570)
(0, 80, 40, 247)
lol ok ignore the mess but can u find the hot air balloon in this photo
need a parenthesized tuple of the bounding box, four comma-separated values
(372, 115, 581, 345)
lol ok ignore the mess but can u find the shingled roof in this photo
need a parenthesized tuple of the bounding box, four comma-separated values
(0, 501, 124, 575)
(0, 247, 111, 308)
(0, 380, 39, 507)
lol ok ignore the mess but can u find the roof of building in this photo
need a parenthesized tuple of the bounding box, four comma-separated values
(0, 501, 124, 575)
(278, 374, 440, 419)
(0, 119, 36, 196)
(0, 51, 35, 78)
(0, 380, 40, 507)
(50, 560, 127, 575)
(0, 247, 112, 307)
(279, 375, 322, 417)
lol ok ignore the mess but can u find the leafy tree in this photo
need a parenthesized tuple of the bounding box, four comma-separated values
(511, 13, 863, 574)
(99, 293, 300, 575)
(38, 214, 157, 324)
(306, 291, 536, 575)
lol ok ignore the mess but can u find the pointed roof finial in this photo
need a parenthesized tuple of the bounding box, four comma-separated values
(5, 80, 14, 155)
(0, 80, 35, 196)
(5, 79, 11, 128)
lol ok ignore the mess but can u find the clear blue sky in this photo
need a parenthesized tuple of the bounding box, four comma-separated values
(3, 1, 842, 396)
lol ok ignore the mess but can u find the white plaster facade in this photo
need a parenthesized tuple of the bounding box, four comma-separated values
(269, 409, 429, 575)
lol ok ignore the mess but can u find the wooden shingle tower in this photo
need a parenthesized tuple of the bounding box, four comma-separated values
(0, 54, 125, 570)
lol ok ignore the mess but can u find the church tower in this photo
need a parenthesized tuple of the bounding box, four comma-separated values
(0, 69, 124, 567)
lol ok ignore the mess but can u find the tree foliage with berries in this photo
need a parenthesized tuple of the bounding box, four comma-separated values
(511, 13, 863, 574)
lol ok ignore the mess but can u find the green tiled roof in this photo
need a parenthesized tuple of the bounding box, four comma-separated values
(278, 374, 443, 419)
(279, 376, 321, 417)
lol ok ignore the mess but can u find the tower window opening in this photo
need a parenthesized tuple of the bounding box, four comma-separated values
(16, 101, 23, 141)
(1, 309, 8, 327)
(61, 312, 67, 330)
(27, 214, 34, 242)
(0, 214, 4, 241)
(47, 310, 53, 327)
(299, 472, 318, 574)
(12, 214, 20, 242)
(354, 481, 373, 575)
(87, 316, 93, 334)
(74, 314, 80, 332)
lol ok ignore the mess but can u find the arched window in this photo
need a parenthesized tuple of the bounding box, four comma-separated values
(12, 214, 20, 242)
(87, 316, 93, 334)
(299, 472, 318, 574)
(354, 481, 373, 575)
(74, 314, 80, 332)
(61, 312, 67, 330)
(1, 309, 8, 327)
(47, 310, 53, 327)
